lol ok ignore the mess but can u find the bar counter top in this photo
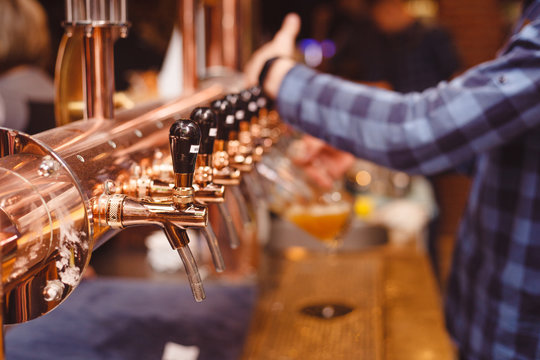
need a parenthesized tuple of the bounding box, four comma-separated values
(242, 242, 455, 360)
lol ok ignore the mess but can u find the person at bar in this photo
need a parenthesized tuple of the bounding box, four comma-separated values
(245, 0, 540, 358)
(0, 0, 55, 134)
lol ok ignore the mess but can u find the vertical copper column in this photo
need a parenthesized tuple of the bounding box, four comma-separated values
(179, 0, 198, 93)
(206, 0, 224, 69)
(57, 0, 127, 123)
(83, 27, 115, 120)
(222, 0, 239, 70)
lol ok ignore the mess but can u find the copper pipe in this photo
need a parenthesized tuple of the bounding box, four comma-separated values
(0, 83, 227, 324)
(222, 0, 239, 70)
(179, 0, 198, 93)
(206, 0, 224, 69)
(83, 26, 115, 120)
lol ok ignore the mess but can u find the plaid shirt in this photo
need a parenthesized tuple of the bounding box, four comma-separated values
(277, 2, 540, 359)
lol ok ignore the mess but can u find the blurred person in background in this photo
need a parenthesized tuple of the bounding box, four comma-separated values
(0, 0, 55, 134)
(331, 0, 460, 92)
(309, 0, 461, 91)
(246, 0, 540, 356)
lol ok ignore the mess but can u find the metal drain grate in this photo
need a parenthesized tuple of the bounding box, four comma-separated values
(242, 252, 383, 360)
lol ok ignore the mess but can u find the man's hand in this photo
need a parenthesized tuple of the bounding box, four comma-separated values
(244, 13, 301, 98)
(290, 135, 356, 190)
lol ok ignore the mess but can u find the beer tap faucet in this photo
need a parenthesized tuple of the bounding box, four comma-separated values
(211, 99, 241, 186)
(225, 94, 254, 173)
(94, 119, 208, 302)
(191, 107, 241, 250)
(212, 98, 254, 235)
(249, 86, 274, 151)
(239, 89, 264, 162)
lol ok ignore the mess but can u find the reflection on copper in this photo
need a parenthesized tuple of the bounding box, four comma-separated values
(53, 118, 109, 153)
(206, 0, 224, 69)
(54, 30, 85, 126)
(222, 0, 239, 70)
(179, 0, 198, 93)
(0, 80, 235, 326)
(83, 27, 115, 120)
(111, 85, 223, 134)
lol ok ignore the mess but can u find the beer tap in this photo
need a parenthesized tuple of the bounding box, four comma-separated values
(225, 93, 254, 173)
(211, 99, 241, 186)
(239, 89, 265, 162)
(191, 107, 241, 250)
(94, 119, 208, 302)
(249, 86, 275, 151)
(212, 98, 254, 234)
(236, 90, 272, 244)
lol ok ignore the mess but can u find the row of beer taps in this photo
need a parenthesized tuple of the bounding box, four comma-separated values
(92, 86, 282, 302)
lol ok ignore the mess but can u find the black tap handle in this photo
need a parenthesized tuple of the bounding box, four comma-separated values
(211, 100, 235, 140)
(240, 90, 259, 121)
(250, 86, 268, 111)
(225, 94, 243, 129)
(169, 118, 201, 174)
(234, 92, 249, 124)
(190, 107, 217, 155)
(250, 86, 262, 98)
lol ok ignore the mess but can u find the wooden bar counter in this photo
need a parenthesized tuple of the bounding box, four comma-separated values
(241, 239, 455, 360)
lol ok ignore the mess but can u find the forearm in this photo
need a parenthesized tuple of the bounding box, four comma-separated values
(275, 57, 540, 175)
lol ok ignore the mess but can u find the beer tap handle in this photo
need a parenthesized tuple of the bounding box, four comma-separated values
(224, 94, 241, 135)
(167, 119, 206, 301)
(240, 90, 259, 124)
(212, 99, 235, 142)
(189, 108, 228, 270)
(169, 118, 200, 187)
(235, 92, 250, 126)
(190, 107, 217, 156)
(195, 105, 242, 249)
(250, 86, 269, 116)
(249, 85, 262, 98)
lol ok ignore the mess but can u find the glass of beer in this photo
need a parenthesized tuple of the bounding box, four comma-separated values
(285, 188, 352, 252)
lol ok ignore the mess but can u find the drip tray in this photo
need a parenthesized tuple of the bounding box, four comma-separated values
(242, 252, 383, 360)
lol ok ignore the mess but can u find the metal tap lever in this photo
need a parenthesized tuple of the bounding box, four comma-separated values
(225, 94, 253, 172)
(190, 107, 217, 158)
(192, 107, 240, 249)
(211, 99, 241, 185)
(240, 89, 259, 125)
(240, 89, 264, 161)
(212, 99, 234, 143)
(93, 194, 208, 302)
(189, 108, 227, 268)
(191, 107, 218, 189)
(168, 118, 207, 300)
(169, 118, 200, 186)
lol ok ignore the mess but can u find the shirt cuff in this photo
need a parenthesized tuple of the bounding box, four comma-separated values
(276, 64, 318, 127)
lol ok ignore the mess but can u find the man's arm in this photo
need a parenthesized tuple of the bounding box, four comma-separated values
(246, 16, 540, 176)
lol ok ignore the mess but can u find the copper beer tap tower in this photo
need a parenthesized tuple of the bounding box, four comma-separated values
(0, 0, 270, 358)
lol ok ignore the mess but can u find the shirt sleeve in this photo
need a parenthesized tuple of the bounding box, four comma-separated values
(277, 21, 540, 175)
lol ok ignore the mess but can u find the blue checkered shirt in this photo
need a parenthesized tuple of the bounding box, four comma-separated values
(277, 2, 540, 359)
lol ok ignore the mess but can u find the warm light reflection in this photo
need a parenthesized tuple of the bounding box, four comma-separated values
(283, 247, 309, 261)
(356, 170, 372, 187)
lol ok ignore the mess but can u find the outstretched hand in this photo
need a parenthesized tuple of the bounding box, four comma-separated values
(290, 135, 356, 190)
(244, 13, 300, 98)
